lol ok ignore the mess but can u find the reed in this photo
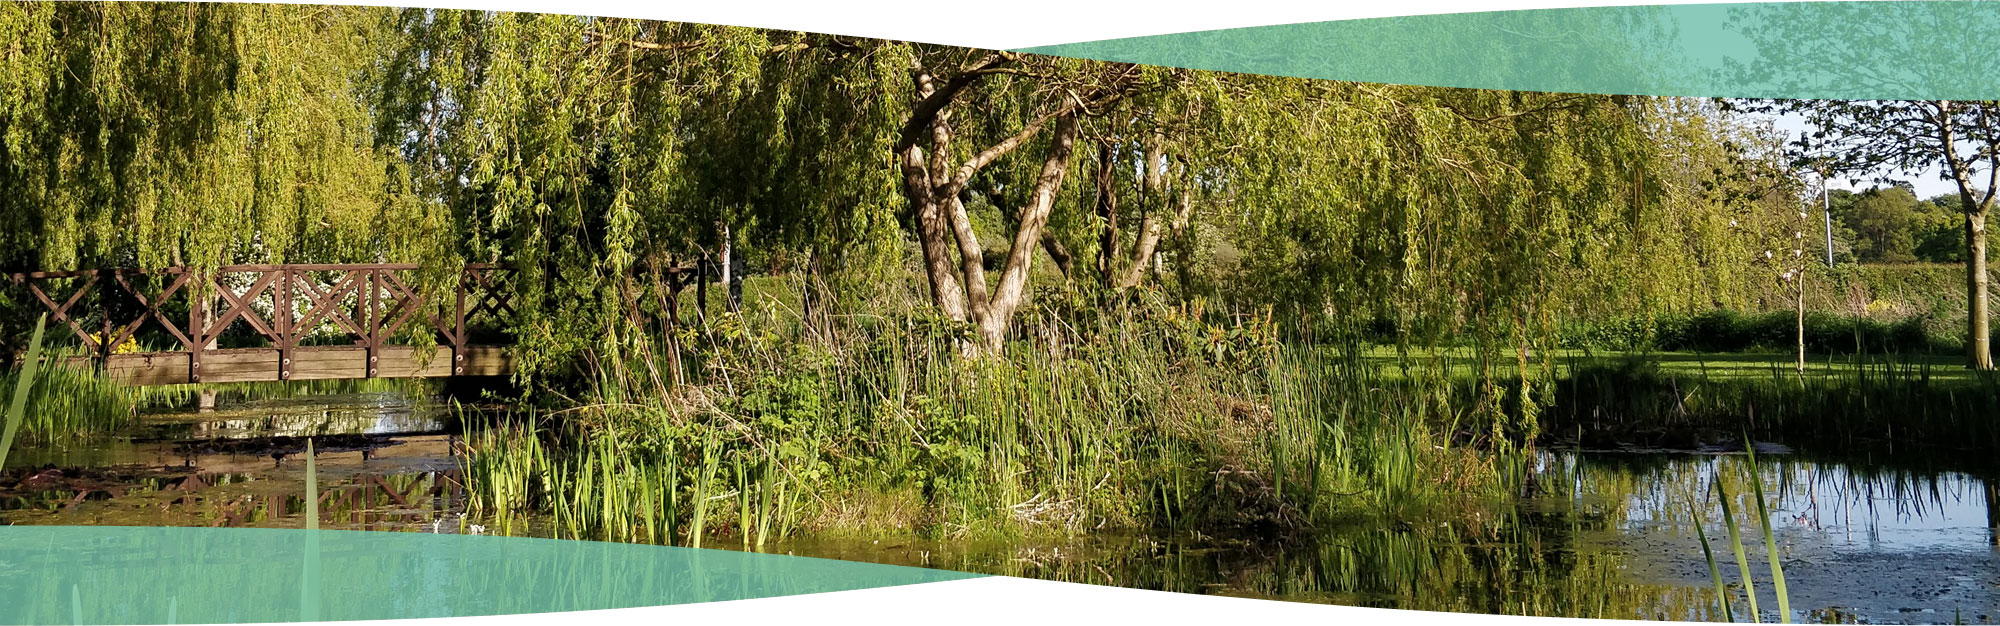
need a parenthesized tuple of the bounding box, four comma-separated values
(1714, 474, 1761, 622)
(1689, 495, 1734, 622)
(456, 291, 1525, 546)
(689, 430, 718, 548)
(1, 315, 48, 470)
(1743, 440, 1791, 623)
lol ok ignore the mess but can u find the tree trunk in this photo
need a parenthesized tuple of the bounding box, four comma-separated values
(903, 145, 968, 322)
(976, 114, 1082, 350)
(1969, 208, 1993, 369)
(719, 223, 741, 314)
(652, 259, 685, 387)
(891, 54, 1131, 349)
(1934, 104, 1993, 371)
(1042, 233, 1076, 283)
(1093, 141, 1120, 289)
(1986, 480, 1999, 546)
(1119, 146, 1191, 291)
(802, 246, 831, 334)
(1796, 278, 1807, 374)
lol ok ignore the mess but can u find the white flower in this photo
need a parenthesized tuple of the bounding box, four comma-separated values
(1729, 219, 1739, 227)
(1799, 211, 1809, 220)
(1794, 231, 1804, 239)
(1782, 270, 1795, 280)
(1794, 249, 1803, 257)
(1765, 250, 1774, 258)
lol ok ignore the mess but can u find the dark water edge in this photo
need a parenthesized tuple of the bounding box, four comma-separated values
(5, 390, 1999, 624)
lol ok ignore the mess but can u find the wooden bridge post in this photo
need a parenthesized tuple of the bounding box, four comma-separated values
(277, 269, 293, 380)
(366, 269, 380, 378)
(188, 270, 204, 384)
(96, 269, 113, 361)
(453, 268, 468, 376)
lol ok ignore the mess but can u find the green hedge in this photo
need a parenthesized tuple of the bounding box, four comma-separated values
(1560, 309, 1943, 355)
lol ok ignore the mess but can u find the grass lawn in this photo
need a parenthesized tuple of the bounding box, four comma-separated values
(696, 274, 1991, 383)
(1348, 345, 1989, 382)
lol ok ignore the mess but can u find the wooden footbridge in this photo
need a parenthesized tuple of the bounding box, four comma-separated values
(8, 260, 714, 386)
(0, 264, 563, 386)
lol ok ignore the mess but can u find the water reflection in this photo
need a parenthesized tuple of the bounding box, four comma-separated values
(1556, 451, 2000, 623)
(138, 392, 448, 440)
(7, 388, 2000, 623)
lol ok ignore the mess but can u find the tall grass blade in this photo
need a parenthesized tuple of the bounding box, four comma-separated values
(0, 315, 49, 470)
(1690, 495, 1735, 622)
(1744, 439, 1791, 623)
(1716, 473, 1761, 623)
(689, 430, 719, 549)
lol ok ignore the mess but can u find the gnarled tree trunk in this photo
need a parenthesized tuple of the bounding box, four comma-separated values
(893, 52, 1133, 354)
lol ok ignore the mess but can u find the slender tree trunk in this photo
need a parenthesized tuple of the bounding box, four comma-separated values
(652, 259, 685, 387)
(1935, 104, 1994, 371)
(902, 145, 968, 322)
(719, 223, 740, 314)
(1796, 278, 1807, 374)
(1969, 208, 1993, 369)
(695, 258, 709, 327)
(802, 246, 831, 334)
(1093, 141, 1120, 289)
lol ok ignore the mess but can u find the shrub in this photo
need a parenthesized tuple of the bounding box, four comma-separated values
(1562, 309, 1948, 355)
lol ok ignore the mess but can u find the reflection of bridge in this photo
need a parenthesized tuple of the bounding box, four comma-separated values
(4, 264, 535, 385)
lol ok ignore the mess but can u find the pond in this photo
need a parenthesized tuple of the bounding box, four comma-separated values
(4, 390, 1996, 624)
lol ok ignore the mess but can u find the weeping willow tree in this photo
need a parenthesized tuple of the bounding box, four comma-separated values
(373, 11, 909, 387)
(0, 2, 443, 271)
(1203, 80, 1793, 444)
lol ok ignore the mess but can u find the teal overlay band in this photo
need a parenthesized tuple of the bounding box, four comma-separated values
(0, 526, 979, 624)
(1021, 1, 2000, 100)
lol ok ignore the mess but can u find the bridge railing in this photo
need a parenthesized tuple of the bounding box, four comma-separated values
(3, 263, 519, 384)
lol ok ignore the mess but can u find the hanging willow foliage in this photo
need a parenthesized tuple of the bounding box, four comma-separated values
(373, 12, 912, 386)
(0, 2, 445, 271)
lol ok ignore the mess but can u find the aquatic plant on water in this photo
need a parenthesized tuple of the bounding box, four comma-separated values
(1695, 441, 1796, 624)
(456, 297, 1528, 546)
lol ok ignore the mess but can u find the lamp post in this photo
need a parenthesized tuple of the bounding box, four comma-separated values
(1820, 168, 1836, 267)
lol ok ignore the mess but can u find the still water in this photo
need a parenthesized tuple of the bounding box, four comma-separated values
(3, 391, 1995, 624)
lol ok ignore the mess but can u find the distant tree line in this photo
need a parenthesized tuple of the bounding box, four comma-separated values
(1823, 185, 1993, 265)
